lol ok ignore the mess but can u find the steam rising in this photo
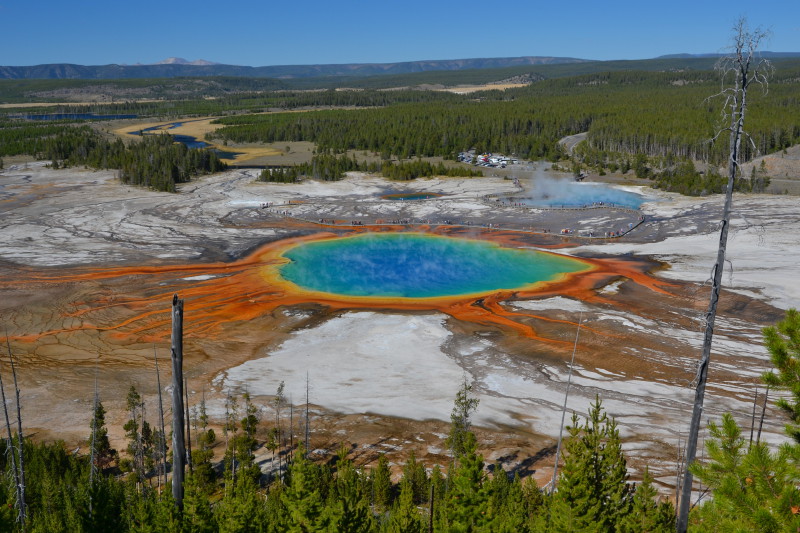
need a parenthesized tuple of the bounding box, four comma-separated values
(520, 170, 649, 209)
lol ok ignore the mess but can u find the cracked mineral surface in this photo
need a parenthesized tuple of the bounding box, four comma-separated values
(1, 161, 797, 489)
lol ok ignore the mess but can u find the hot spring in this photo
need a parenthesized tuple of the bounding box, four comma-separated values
(380, 192, 444, 201)
(277, 233, 590, 299)
(519, 179, 650, 209)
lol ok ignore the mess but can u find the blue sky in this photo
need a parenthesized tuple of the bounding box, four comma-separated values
(2, 1, 798, 66)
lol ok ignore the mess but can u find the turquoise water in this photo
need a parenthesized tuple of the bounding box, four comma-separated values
(520, 182, 649, 209)
(381, 192, 443, 201)
(279, 233, 587, 298)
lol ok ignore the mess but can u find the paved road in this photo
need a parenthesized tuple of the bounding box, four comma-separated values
(558, 132, 588, 156)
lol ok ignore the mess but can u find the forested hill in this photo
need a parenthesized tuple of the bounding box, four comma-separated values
(657, 51, 800, 59)
(4, 53, 800, 82)
(0, 55, 587, 80)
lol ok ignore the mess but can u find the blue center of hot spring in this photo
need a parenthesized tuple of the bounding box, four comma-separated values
(278, 233, 588, 298)
(521, 182, 649, 209)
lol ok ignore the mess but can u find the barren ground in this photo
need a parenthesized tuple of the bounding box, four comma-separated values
(1, 161, 797, 491)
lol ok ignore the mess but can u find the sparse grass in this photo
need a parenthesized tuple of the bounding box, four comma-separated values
(112, 117, 283, 164)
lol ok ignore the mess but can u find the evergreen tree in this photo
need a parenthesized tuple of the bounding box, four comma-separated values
(371, 454, 392, 513)
(617, 468, 674, 533)
(140, 419, 155, 477)
(401, 450, 429, 505)
(447, 377, 480, 460)
(25, 447, 85, 532)
(430, 463, 446, 499)
(182, 474, 216, 533)
(191, 393, 217, 493)
(328, 457, 374, 533)
(216, 473, 269, 533)
(152, 490, 182, 533)
(263, 482, 289, 533)
(282, 445, 330, 532)
(690, 309, 800, 532)
(235, 391, 261, 483)
(762, 308, 800, 442)
(493, 473, 529, 533)
(123, 483, 157, 533)
(690, 414, 800, 532)
(549, 397, 632, 532)
(485, 464, 531, 531)
(89, 400, 116, 471)
(222, 393, 240, 490)
(485, 463, 511, 524)
(121, 385, 149, 486)
(388, 479, 423, 533)
(83, 474, 127, 532)
(443, 432, 491, 532)
(520, 476, 546, 525)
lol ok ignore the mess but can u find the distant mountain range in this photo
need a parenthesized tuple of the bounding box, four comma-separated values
(0, 56, 588, 80)
(657, 51, 800, 59)
(1, 53, 798, 81)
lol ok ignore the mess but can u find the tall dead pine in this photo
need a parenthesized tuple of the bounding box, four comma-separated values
(154, 346, 168, 491)
(89, 360, 99, 512)
(171, 294, 186, 510)
(3, 333, 25, 527)
(676, 19, 770, 533)
(185, 376, 193, 473)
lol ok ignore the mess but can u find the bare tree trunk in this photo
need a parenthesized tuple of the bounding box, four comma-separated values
(677, 71, 740, 533)
(428, 482, 435, 533)
(170, 294, 186, 510)
(140, 403, 148, 491)
(154, 346, 168, 491)
(7, 337, 26, 527)
(305, 372, 310, 457)
(131, 400, 145, 492)
(223, 395, 231, 496)
(550, 315, 582, 495)
(675, 437, 683, 505)
(184, 376, 193, 474)
(3, 333, 24, 527)
(676, 20, 770, 533)
(756, 386, 770, 445)
(274, 381, 284, 481)
(749, 385, 759, 447)
(89, 360, 99, 514)
(277, 413, 281, 482)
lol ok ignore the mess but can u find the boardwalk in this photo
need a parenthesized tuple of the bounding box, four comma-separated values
(260, 194, 645, 240)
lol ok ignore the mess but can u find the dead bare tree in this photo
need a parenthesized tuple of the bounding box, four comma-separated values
(273, 381, 286, 481)
(170, 294, 186, 510)
(3, 332, 24, 527)
(756, 385, 770, 445)
(184, 376, 193, 474)
(428, 482, 435, 533)
(89, 358, 99, 515)
(223, 393, 237, 491)
(154, 346, 168, 491)
(6, 333, 26, 528)
(305, 373, 310, 457)
(676, 19, 771, 533)
(549, 314, 582, 495)
(749, 385, 759, 446)
(289, 393, 294, 463)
